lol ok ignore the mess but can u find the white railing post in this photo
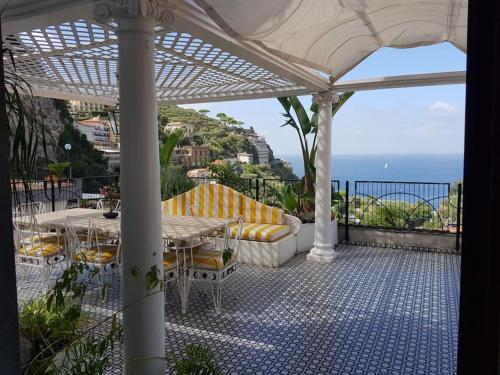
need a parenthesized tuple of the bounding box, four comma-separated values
(308, 91, 337, 263)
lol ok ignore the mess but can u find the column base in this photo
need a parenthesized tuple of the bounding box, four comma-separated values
(307, 245, 336, 264)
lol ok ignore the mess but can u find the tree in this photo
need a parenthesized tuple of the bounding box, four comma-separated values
(277, 93, 353, 213)
(56, 123, 109, 177)
(198, 109, 210, 115)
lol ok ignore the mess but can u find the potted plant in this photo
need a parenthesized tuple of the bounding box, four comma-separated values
(47, 161, 71, 182)
(270, 182, 338, 253)
(19, 263, 122, 374)
(99, 183, 120, 219)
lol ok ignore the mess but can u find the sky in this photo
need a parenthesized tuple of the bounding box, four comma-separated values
(181, 43, 466, 158)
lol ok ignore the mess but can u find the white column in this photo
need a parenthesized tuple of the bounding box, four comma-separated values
(307, 91, 337, 264)
(118, 15, 165, 375)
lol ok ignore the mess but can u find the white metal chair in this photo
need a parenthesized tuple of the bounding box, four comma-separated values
(13, 212, 65, 290)
(188, 216, 243, 314)
(14, 202, 47, 218)
(64, 217, 120, 289)
(96, 199, 120, 212)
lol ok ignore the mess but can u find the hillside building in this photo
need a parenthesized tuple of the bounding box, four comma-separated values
(75, 117, 111, 147)
(69, 100, 107, 113)
(99, 148, 121, 172)
(165, 122, 193, 138)
(174, 144, 210, 167)
(248, 134, 270, 165)
(237, 152, 253, 164)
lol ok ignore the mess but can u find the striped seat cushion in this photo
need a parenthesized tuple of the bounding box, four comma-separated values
(231, 222, 290, 242)
(19, 242, 62, 257)
(190, 250, 234, 270)
(74, 245, 117, 263)
(163, 253, 178, 270)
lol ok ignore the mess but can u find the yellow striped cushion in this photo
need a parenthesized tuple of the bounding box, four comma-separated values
(19, 242, 62, 257)
(240, 196, 285, 225)
(190, 250, 234, 270)
(21, 234, 60, 245)
(74, 246, 117, 263)
(163, 253, 178, 270)
(231, 222, 290, 242)
(162, 184, 241, 219)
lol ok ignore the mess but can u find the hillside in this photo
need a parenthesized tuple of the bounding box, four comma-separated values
(158, 105, 297, 179)
(158, 105, 255, 160)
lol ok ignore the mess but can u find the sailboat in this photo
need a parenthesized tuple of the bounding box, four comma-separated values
(384, 162, 388, 169)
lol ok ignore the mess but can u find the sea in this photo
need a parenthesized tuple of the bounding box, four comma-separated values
(282, 154, 464, 184)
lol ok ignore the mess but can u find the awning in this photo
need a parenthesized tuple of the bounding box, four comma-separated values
(195, 0, 468, 80)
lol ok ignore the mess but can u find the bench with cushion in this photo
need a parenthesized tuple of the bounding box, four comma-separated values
(161, 183, 301, 267)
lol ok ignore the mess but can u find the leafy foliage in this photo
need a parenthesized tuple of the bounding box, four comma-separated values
(160, 128, 184, 168)
(47, 162, 70, 178)
(161, 165, 196, 200)
(172, 344, 222, 375)
(5, 52, 50, 205)
(20, 263, 122, 374)
(56, 122, 109, 177)
(277, 93, 353, 217)
(268, 181, 316, 223)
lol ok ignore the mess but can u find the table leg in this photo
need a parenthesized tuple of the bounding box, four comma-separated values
(177, 239, 193, 314)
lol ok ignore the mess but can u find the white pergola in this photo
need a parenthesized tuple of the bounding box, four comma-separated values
(3, 1, 467, 373)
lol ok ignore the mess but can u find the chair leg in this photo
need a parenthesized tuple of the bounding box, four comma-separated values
(42, 265, 52, 292)
(211, 282, 222, 314)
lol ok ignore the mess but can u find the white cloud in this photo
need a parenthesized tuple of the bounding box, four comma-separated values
(429, 100, 456, 116)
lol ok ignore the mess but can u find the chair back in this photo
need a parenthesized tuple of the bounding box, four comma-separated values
(64, 216, 91, 260)
(222, 216, 243, 260)
(13, 212, 37, 255)
(15, 202, 46, 217)
(96, 199, 105, 210)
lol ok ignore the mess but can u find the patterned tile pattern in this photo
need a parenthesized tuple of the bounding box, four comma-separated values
(17, 245, 460, 374)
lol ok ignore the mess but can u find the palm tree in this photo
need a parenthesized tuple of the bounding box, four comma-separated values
(277, 93, 353, 211)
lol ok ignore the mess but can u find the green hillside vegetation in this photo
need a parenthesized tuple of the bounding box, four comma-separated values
(158, 105, 297, 180)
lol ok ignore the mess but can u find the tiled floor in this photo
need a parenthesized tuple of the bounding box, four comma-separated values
(17, 245, 460, 374)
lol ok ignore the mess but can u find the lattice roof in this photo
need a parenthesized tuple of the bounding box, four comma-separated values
(3, 17, 309, 105)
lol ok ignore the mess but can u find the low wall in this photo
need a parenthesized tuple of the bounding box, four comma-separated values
(338, 225, 460, 253)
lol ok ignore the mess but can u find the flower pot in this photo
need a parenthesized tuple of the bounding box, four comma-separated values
(103, 211, 119, 219)
(296, 219, 338, 253)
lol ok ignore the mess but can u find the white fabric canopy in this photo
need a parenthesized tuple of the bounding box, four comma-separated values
(195, 0, 468, 80)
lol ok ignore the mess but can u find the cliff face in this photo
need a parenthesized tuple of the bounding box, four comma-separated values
(9, 97, 64, 164)
(38, 97, 65, 162)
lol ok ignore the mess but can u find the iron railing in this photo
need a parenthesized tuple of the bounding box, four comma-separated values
(11, 175, 463, 251)
(11, 175, 118, 211)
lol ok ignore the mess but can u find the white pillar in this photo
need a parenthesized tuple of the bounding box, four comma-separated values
(118, 15, 165, 375)
(93, 2, 174, 372)
(307, 91, 337, 264)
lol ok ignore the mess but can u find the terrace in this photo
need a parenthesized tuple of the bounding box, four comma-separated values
(17, 245, 460, 374)
(3, 0, 500, 374)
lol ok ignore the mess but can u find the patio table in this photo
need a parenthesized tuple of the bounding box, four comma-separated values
(17, 208, 230, 312)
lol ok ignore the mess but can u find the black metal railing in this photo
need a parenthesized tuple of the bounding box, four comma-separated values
(11, 175, 118, 212)
(340, 180, 463, 251)
(11, 175, 463, 251)
(351, 181, 452, 231)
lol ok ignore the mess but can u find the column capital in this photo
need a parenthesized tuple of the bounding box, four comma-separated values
(312, 90, 339, 105)
(93, 0, 175, 26)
